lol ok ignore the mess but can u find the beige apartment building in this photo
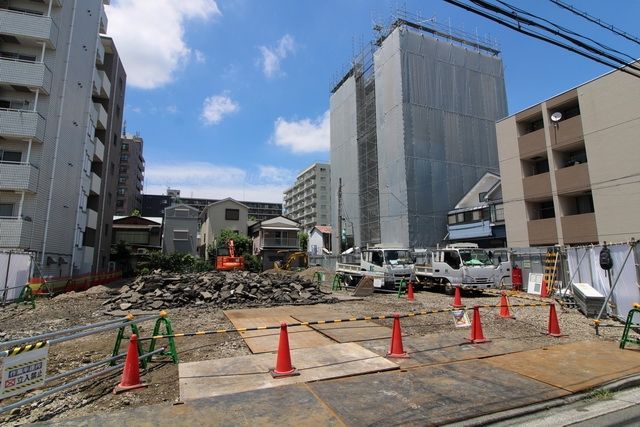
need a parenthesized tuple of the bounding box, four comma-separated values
(496, 65, 640, 247)
(283, 163, 331, 230)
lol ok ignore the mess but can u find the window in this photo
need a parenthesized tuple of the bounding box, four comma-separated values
(118, 176, 126, 184)
(110, 162, 115, 174)
(174, 208, 189, 217)
(225, 209, 240, 220)
(0, 150, 22, 162)
(119, 165, 128, 173)
(493, 204, 504, 222)
(478, 192, 487, 202)
(0, 51, 36, 62)
(120, 154, 128, 162)
(173, 230, 189, 241)
(121, 143, 129, 152)
(472, 210, 482, 221)
(117, 187, 126, 196)
(0, 203, 14, 217)
(447, 214, 457, 225)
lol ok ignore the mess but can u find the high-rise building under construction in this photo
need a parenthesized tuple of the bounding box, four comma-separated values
(330, 16, 508, 251)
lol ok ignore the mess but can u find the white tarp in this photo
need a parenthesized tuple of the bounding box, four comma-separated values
(567, 244, 639, 320)
(0, 252, 32, 303)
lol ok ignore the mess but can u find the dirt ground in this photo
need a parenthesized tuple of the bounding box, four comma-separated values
(0, 269, 625, 425)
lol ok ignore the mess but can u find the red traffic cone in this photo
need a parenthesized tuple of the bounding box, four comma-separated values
(468, 306, 489, 344)
(540, 278, 549, 298)
(407, 281, 415, 302)
(270, 323, 299, 378)
(452, 286, 464, 308)
(387, 314, 408, 358)
(546, 304, 562, 337)
(498, 291, 515, 319)
(113, 334, 147, 394)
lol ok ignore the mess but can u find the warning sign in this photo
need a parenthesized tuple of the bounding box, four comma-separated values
(452, 309, 471, 328)
(1, 344, 48, 399)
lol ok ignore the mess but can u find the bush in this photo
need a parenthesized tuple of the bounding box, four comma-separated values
(244, 254, 262, 273)
(136, 251, 213, 275)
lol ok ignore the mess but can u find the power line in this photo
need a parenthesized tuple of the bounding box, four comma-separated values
(549, 0, 640, 46)
(442, 0, 640, 79)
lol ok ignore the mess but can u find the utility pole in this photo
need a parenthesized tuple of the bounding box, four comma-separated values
(338, 178, 343, 253)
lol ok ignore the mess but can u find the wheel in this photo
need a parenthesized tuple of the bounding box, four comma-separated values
(444, 282, 455, 295)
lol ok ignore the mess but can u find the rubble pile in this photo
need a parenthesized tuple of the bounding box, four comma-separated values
(103, 270, 336, 310)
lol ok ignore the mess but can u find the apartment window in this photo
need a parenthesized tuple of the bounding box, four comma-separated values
(110, 162, 115, 174)
(119, 165, 128, 173)
(0, 150, 22, 162)
(121, 143, 129, 152)
(173, 230, 189, 241)
(116, 200, 124, 208)
(118, 176, 126, 184)
(120, 154, 129, 162)
(174, 208, 189, 217)
(104, 223, 109, 236)
(117, 187, 126, 196)
(494, 204, 504, 222)
(225, 209, 240, 220)
(0, 203, 14, 217)
(448, 214, 457, 225)
(533, 158, 550, 175)
(0, 99, 30, 110)
(0, 51, 37, 62)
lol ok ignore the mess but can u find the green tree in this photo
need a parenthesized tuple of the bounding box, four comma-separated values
(130, 209, 141, 217)
(298, 231, 309, 252)
(218, 229, 252, 255)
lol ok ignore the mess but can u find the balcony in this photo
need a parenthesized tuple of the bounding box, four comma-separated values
(527, 218, 558, 246)
(523, 172, 552, 201)
(92, 69, 110, 99)
(0, 217, 32, 248)
(0, 162, 39, 193)
(261, 237, 299, 248)
(555, 163, 590, 195)
(0, 108, 46, 142)
(87, 208, 98, 230)
(518, 127, 547, 159)
(99, 6, 108, 34)
(550, 115, 584, 150)
(93, 137, 104, 162)
(90, 173, 101, 195)
(561, 213, 598, 245)
(0, 58, 52, 94)
(0, 9, 59, 49)
(96, 38, 105, 65)
(92, 103, 107, 130)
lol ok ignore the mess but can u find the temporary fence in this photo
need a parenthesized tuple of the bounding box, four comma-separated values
(0, 251, 33, 305)
(0, 313, 170, 414)
(29, 270, 123, 296)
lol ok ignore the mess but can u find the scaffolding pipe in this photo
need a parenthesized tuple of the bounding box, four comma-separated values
(44, 352, 126, 385)
(0, 315, 157, 350)
(0, 348, 165, 415)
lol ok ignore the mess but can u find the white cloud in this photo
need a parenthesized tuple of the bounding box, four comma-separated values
(200, 93, 239, 125)
(258, 34, 295, 78)
(144, 162, 289, 203)
(271, 110, 330, 153)
(194, 50, 206, 64)
(258, 166, 295, 184)
(105, 0, 220, 89)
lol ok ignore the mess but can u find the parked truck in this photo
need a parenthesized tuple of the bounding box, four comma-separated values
(336, 246, 414, 290)
(414, 243, 505, 294)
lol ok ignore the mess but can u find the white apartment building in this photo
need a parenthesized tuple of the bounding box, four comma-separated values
(0, 0, 123, 276)
(283, 163, 331, 230)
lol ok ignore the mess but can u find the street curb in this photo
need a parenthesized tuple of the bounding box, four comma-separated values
(443, 373, 640, 426)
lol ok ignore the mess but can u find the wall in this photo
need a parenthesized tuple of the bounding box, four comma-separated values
(163, 205, 199, 256)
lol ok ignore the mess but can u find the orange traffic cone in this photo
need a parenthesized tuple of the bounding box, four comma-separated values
(452, 286, 464, 308)
(468, 306, 489, 344)
(407, 281, 415, 302)
(270, 323, 299, 378)
(113, 334, 147, 394)
(546, 304, 562, 337)
(498, 291, 514, 319)
(387, 314, 408, 358)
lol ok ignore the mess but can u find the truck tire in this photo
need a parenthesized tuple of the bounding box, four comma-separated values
(444, 282, 455, 296)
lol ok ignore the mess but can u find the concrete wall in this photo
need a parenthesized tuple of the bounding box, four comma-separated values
(163, 205, 199, 256)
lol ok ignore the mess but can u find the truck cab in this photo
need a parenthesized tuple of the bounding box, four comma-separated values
(360, 247, 414, 288)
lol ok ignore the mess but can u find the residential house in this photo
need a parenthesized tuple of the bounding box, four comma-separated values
(162, 204, 199, 256)
(308, 225, 332, 256)
(249, 216, 301, 270)
(199, 198, 249, 259)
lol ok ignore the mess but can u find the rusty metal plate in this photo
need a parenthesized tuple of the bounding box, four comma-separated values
(485, 340, 640, 392)
(41, 384, 345, 427)
(309, 360, 569, 426)
(179, 342, 398, 401)
(224, 307, 334, 353)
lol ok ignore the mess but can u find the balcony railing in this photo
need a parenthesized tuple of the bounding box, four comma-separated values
(93, 136, 105, 162)
(0, 9, 59, 48)
(551, 115, 583, 150)
(555, 162, 590, 195)
(96, 37, 105, 65)
(92, 103, 107, 130)
(518, 127, 547, 159)
(0, 58, 52, 94)
(0, 161, 39, 193)
(0, 108, 46, 142)
(90, 173, 101, 195)
(527, 218, 558, 246)
(261, 237, 299, 248)
(522, 172, 552, 202)
(87, 209, 98, 230)
(0, 217, 33, 248)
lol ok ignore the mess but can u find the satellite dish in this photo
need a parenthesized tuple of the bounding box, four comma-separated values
(550, 112, 563, 122)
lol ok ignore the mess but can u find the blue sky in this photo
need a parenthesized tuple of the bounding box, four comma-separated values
(104, 0, 640, 203)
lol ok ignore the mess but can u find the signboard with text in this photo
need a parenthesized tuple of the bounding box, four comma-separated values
(0, 344, 48, 399)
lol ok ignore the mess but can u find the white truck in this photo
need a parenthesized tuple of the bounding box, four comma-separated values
(336, 246, 414, 290)
(414, 243, 505, 294)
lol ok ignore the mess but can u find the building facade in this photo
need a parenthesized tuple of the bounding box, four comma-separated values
(249, 216, 300, 271)
(115, 133, 144, 216)
(162, 204, 199, 256)
(199, 198, 249, 258)
(0, 0, 123, 275)
(142, 193, 282, 222)
(496, 64, 640, 247)
(330, 18, 507, 252)
(283, 163, 331, 230)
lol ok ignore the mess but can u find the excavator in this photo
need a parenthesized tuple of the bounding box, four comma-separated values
(273, 250, 308, 271)
(215, 239, 244, 271)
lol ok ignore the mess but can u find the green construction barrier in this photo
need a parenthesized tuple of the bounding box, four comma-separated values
(620, 304, 640, 349)
(148, 312, 179, 364)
